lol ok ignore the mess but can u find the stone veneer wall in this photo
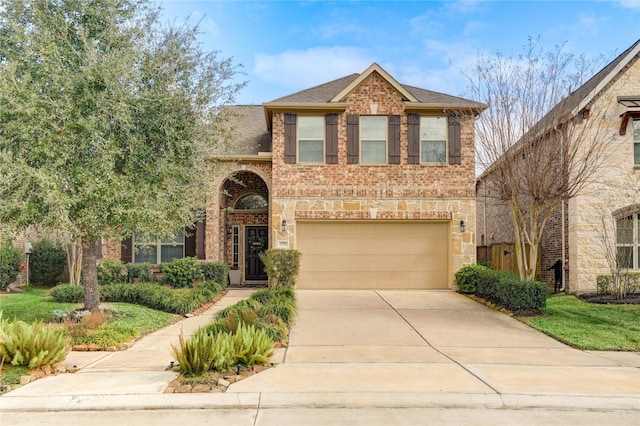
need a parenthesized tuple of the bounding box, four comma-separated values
(567, 54, 640, 293)
(270, 72, 477, 286)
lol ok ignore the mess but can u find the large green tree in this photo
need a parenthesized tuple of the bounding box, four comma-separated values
(0, 0, 244, 309)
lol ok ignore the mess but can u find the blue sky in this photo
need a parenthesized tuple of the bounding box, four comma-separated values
(158, 1, 640, 105)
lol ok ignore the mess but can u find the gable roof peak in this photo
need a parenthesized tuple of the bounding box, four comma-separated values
(330, 63, 419, 103)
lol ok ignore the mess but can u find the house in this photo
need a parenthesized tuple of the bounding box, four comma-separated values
(476, 40, 640, 294)
(105, 63, 485, 289)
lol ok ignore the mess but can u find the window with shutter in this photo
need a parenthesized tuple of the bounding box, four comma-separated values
(407, 114, 420, 164)
(360, 116, 387, 164)
(297, 116, 324, 163)
(420, 116, 447, 163)
(634, 119, 640, 165)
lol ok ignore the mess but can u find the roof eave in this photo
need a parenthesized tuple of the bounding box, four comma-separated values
(262, 102, 349, 131)
(403, 102, 488, 113)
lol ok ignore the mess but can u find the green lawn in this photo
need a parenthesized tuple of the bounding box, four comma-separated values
(0, 286, 181, 347)
(518, 294, 640, 351)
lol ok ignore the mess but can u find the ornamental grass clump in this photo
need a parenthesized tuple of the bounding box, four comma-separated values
(0, 315, 70, 368)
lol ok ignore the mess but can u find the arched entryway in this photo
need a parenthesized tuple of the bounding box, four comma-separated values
(221, 171, 269, 284)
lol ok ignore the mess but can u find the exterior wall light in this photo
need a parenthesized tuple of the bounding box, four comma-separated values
(281, 219, 288, 232)
(460, 220, 466, 233)
(227, 225, 233, 235)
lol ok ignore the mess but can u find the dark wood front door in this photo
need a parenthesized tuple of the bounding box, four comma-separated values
(245, 226, 268, 280)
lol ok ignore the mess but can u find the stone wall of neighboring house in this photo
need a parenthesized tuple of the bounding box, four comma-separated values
(271, 73, 477, 277)
(567, 54, 640, 293)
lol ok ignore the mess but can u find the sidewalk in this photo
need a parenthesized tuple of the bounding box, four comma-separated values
(1, 289, 638, 414)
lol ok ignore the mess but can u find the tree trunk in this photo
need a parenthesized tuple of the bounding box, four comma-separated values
(65, 238, 83, 286)
(81, 237, 100, 311)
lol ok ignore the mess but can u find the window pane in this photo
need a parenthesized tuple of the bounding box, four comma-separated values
(161, 245, 184, 263)
(617, 246, 634, 269)
(420, 116, 447, 140)
(136, 245, 157, 264)
(421, 141, 446, 163)
(361, 116, 387, 139)
(633, 119, 640, 141)
(634, 142, 640, 165)
(298, 116, 324, 139)
(617, 216, 633, 244)
(235, 194, 267, 210)
(361, 141, 386, 163)
(299, 140, 324, 162)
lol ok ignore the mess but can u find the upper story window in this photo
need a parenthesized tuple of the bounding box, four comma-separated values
(234, 194, 267, 211)
(633, 119, 639, 165)
(616, 214, 639, 270)
(297, 116, 324, 163)
(420, 116, 447, 163)
(360, 116, 387, 164)
(134, 229, 184, 264)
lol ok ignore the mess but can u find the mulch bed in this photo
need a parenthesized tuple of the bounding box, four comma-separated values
(577, 293, 640, 305)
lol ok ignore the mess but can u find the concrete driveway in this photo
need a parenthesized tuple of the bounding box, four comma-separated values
(228, 290, 640, 409)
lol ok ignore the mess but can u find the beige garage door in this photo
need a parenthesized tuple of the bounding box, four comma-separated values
(296, 221, 450, 289)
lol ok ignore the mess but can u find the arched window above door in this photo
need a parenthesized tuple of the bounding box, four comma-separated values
(234, 194, 268, 211)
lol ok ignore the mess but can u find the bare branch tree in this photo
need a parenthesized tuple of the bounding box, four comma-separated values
(466, 38, 614, 281)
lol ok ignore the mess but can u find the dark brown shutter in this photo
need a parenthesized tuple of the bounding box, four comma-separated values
(184, 229, 196, 258)
(325, 114, 338, 164)
(347, 114, 359, 164)
(121, 237, 133, 263)
(407, 114, 420, 164)
(284, 113, 296, 164)
(196, 219, 206, 260)
(448, 115, 461, 165)
(388, 114, 401, 164)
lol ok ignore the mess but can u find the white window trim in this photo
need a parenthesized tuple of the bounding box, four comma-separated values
(616, 213, 639, 270)
(231, 225, 240, 268)
(133, 231, 185, 264)
(420, 116, 448, 164)
(360, 115, 388, 164)
(297, 115, 325, 164)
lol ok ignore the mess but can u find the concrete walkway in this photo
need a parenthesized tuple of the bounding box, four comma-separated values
(1, 289, 639, 414)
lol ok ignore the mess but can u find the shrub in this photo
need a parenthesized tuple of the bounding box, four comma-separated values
(127, 262, 154, 283)
(199, 262, 228, 288)
(50, 280, 223, 314)
(171, 329, 221, 375)
(29, 239, 66, 286)
(97, 259, 127, 285)
(0, 315, 70, 368)
(232, 323, 274, 366)
(597, 273, 640, 296)
(163, 257, 204, 288)
(495, 275, 547, 310)
(260, 296, 297, 325)
(250, 286, 296, 304)
(172, 324, 274, 374)
(260, 249, 301, 287)
(454, 264, 489, 294)
(50, 284, 84, 303)
(0, 237, 21, 290)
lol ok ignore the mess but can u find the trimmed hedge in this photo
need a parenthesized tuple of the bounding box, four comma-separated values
(29, 239, 66, 286)
(259, 249, 301, 287)
(0, 237, 21, 290)
(50, 281, 223, 315)
(455, 264, 546, 310)
(199, 262, 228, 289)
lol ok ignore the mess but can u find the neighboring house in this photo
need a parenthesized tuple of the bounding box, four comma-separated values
(104, 63, 485, 289)
(476, 40, 640, 294)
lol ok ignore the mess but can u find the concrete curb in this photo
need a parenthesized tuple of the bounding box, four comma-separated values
(2, 392, 638, 413)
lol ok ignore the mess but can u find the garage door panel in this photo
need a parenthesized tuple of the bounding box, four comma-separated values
(297, 221, 450, 289)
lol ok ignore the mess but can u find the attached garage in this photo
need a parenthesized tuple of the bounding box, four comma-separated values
(296, 221, 450, 290)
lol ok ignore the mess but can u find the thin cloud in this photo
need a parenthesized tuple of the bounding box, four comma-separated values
(253, 46, 373, 90)
(614, 0, 640, 10)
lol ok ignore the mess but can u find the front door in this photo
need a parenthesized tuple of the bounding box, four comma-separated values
(245, 226, 268, 280)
